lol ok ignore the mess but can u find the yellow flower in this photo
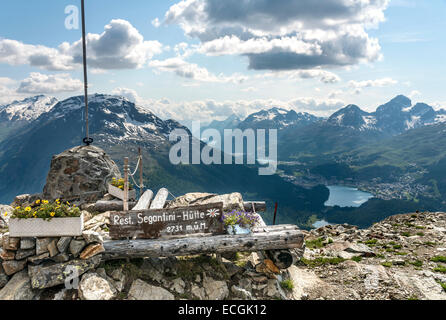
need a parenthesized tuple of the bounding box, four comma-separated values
(25, 207, 32, 212)
(15, 206, 20, 210)
(3, 213, 7, 217)
(66, 201, 70, 205)
(35, 199, 41, 204)
(42, 200, 49, 204)
(56, 199, 60, 203)
(50, 212, 55, 217)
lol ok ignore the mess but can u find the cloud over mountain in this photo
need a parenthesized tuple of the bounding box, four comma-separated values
(162, 0, 389, 70)
(17, 73, 83, 94)
(0, 19, 163, 71)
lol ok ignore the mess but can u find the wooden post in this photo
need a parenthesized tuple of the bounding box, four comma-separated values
(123, 157, 129, 212)
(138, 147, 144, 196)
(273, 202, 278, 225)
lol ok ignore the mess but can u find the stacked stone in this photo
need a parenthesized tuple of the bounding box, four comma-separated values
(0, 231, 105, 290)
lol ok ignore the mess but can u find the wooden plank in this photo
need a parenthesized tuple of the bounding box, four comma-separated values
(93, 200, 136, 212)
(109, 202, 225, 239)
(102, 226, 304, 260)
(243, 201, 266, 212)
(150, 188, 169, 209)
(132, 190, 154, 211)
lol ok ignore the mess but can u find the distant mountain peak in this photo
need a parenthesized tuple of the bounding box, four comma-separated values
(0, 95, 58, 123)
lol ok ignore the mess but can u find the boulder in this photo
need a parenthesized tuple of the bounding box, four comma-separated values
(203, 275, 229, 300)
(10, 194, 41, 208)
(2, 234, 20, 251)
(28, 255, 101, 289)
(47, 240, 59, 257)
(79, 272, 117, 300)
(127, 279, 174, 300)
(36, 238, 55, 255)
(345, 243, 376, 257)
(42, 145, 121, 201)
(167, 192, 244, 211)
(57, 237, 72, 253)
(0, 205, 12, 228)
(20, 238, 36, 250)
(0, 273, 8, 289)
(231, 285, 254, 300)
(69, 239, 87, 257)
(82, 231, 103, 244)
(15, 249, 36, 260)
(170, 278, 186, 294)
(28, 252, 50, 265)
(2, 260, 27, 276)
(0, 270, 39, 300)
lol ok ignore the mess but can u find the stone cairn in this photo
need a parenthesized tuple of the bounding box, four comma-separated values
(0, 145, 114, 297)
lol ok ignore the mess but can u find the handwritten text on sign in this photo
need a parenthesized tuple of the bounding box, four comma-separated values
(109, 202, 225, 239)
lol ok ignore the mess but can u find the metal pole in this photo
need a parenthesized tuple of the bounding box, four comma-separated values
(124, 157, 129, 211)
(81, 0, 92, 146)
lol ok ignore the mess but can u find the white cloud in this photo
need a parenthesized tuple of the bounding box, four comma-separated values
(151, 18, 161, 28)
(348, 77, 398, 90)
(16, 73, 83, 94)
(162, 0, 389, 70)
(0, 19, 163, 71)
(111, 87, 141, 104)
(408, 90, 421, 99)
(110, 86, 344, 123)
(149, 57, 247, 83)
(256, 69, 340, 84)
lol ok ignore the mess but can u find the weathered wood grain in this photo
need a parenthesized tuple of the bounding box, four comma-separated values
(243, 201, 266, 212)
(132, 190, 154, 211)
(150, 188, 169, 209)
(93, 200, 136, 212)
(102, 226, 304, 260)
(109, 203, 225, 239)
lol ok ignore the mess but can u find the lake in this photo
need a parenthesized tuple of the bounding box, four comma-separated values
(324, 185, 373, 207)
(313, 185, 374, 228)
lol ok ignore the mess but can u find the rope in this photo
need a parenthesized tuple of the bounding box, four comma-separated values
(168, 191, 177, 200)
(126, 155, 145, 189)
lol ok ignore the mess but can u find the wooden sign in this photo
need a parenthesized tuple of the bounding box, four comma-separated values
(109, 202, 225, 240)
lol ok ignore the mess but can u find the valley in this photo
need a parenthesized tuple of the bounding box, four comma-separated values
(1, 93, 446, 230)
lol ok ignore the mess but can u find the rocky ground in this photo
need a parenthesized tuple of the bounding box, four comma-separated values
(1, 199, 445, 300)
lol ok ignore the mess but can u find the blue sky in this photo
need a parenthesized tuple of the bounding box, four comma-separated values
(0, 0, 445, 124)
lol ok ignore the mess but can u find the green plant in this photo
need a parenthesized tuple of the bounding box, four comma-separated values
(280, 280, 294, 291)
(381, 262, 392, 268)
(433, 266, 446, 273)
(351, 256, 362, 262)
(305, 237, 325, 249)
(409, 260, 423, 267)
(438, 281, 446, 292)
(365, 239, 378, 246)
(393, 244, 402, 249)
(416, 232, 425, 236)
(11, 199, 81, 221)
(401, 232, 411, 237)
(431, 256, 446, 263)
(300, 257, 345, 267)
(221, 210, 259, 228)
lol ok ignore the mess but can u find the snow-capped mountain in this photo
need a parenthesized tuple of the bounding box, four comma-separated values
(0, 94, 191, 203)
(326, 95, 446, 135)
(35, 94, 190, 147)
(238, 107, 322, 130)
(0, 95, 58, 123)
